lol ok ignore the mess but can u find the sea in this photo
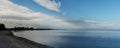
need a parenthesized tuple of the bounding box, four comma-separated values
(13, 30, 120, 48)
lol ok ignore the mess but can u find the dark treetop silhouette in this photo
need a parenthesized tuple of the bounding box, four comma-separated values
(0, 23, 53, 31)
(0, 23, 6, 31)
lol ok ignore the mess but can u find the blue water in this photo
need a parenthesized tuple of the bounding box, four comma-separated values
(14, 30, 120, 48)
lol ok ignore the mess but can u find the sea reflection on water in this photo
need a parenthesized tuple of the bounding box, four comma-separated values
(13, 30, 120, 48)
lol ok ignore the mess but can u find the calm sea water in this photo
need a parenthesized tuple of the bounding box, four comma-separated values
(13, 30, 120, 48)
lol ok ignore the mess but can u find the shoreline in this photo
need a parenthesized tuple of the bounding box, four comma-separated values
(12, 34, 53, 48)
(0, 31, 53, 48)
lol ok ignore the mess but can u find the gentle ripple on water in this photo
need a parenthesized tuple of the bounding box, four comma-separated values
(13, 30, 120, 48)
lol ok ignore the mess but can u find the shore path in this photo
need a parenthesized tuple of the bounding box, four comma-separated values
(0, 31, 51, 48)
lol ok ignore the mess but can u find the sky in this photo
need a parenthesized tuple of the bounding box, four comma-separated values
(1, 0, 120, 29)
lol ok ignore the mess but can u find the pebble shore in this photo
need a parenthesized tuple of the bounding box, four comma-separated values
(0, 31, 52, 48)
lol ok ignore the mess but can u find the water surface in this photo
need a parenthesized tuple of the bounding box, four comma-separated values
(14, 30, 120, 48)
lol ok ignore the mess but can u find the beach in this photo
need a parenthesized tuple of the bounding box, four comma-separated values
(0, 31, 52, 48)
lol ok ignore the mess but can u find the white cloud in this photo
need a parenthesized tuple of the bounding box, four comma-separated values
(0, 0, 78, 29)
(33, 0, 61, 12)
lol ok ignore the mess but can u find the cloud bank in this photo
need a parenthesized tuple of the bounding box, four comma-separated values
(33, 0, 61, 12)
(66, 19, 120, 30)
(0, 0, 78, 29)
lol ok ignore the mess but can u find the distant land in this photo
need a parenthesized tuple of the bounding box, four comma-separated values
(0, 23, 54, 31)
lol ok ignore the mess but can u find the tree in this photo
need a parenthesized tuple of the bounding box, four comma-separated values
(0, 23, 6, 30)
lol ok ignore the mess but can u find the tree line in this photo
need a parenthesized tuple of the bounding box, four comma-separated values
(0, 23, 53, 31)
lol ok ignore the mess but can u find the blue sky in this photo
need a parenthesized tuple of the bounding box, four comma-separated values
(11, 0, 120, 22)
(1, 0, 120, 29)
(11, 0, 60, 16)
